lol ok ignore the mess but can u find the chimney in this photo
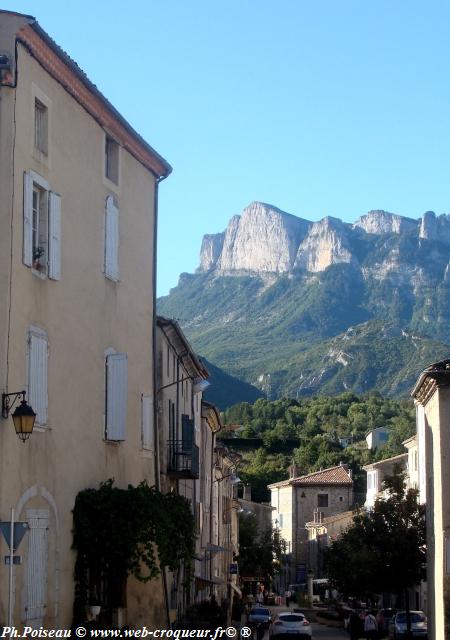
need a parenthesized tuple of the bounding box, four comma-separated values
(288, 463, 300, 479)
(243, 485, 252, 501)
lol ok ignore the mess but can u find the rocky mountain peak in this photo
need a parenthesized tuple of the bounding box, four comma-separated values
(198, 202, 310, 274)
(197, 202, 450, 278)
(353, 210, 418, 235)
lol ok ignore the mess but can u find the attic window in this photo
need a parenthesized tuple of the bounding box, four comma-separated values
(105, 135, 119, 184)
(34, 99, 48, 155)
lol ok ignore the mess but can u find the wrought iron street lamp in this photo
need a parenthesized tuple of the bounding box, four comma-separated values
(2, 391, 36, 442)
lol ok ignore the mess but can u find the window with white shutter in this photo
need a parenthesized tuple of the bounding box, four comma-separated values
(23, 171, 61, 279)
(28, 326, 48, 426)
(104, 195, 119, 281)
(141, 394, 154, 450)
(25, 509, 49, 624)
(106, 353, 127, 441)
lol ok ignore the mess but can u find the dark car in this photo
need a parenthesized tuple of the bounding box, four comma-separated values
(248, 607, 272, 627)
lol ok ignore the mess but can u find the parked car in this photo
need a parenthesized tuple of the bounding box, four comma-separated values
(377, 609, 397, 637)
(388, 611, 427, 639)
(248, 607, 272, 627)
(270, 612, 312, 639)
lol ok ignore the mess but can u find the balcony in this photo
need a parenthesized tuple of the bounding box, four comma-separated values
(167, 439, 199, 479)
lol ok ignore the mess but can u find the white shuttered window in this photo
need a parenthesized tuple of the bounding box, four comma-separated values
(106, 353, 127, 441)
(104, 195, 119, 281)
(141, 395, 154, 450)
(28, 327, 48, 426)
(23, 171, 61, 279)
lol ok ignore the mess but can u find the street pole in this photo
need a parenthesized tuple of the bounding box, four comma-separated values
(8, 506, 15, 627)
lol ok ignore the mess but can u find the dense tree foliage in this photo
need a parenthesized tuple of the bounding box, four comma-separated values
(222, 393, 415, 501)
(324, 470, 426, 603)
(238, 512, 286, 583)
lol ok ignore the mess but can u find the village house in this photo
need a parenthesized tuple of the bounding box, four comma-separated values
(0, 10, 171, 629)
(362, 453, 408, 509)
(269, 464, 353, 588)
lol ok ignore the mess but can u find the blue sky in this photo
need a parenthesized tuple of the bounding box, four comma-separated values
(6, 1, 450, 295)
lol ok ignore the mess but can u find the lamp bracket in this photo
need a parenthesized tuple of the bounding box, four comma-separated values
(2, 391, 26, 419)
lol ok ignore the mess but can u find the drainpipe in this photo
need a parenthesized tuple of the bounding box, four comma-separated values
(152, 172, 171, 629)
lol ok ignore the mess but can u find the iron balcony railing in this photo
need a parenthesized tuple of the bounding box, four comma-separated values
(167, 439, 199, 479)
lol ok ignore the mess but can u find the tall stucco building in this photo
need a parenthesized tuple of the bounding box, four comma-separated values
(0, 10, 171, 629)
(412, 359, 450, 640)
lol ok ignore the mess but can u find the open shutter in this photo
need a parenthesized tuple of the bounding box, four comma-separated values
(23, 172, 33, 266)
(104, 195, 119, 281)
(106, 353, 127, 440)
(29, 330, 48, 426)
(141, 395, 154, 450)
(48, 192, 61, 280)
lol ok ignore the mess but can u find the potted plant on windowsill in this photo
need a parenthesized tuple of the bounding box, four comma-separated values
(32, 246, 45, 271)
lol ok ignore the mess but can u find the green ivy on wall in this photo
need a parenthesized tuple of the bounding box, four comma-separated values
(72, 480, 195, 623)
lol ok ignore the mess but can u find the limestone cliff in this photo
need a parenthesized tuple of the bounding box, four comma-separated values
(353, 210, 418, 235)
(198, 202, 310, 274)
(419, 211, 450, 245)
(197, 202, 450, 278)
(294, 216, 354, 272)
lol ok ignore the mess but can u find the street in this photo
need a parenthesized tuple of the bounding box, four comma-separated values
(251, 605, 349, 640)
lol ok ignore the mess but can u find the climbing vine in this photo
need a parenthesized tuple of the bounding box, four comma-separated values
(72, 480, 195, 622)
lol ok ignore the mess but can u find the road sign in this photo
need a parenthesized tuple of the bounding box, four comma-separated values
(4, 556, 21, 565)
(0, 522, 29, 551)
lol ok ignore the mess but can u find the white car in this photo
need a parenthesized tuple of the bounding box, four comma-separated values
(388, 611, 427, 639)
(270, 612, 312, 638)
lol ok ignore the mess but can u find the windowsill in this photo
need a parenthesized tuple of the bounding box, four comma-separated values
(104, 273, 120, 284)
(104, 439, 121, 446)
(141, 448, 154, 458)
(31, 268, 47, 280)
(32, 147, 50, 168)
(103, 175, 120, 194)
(34, 425, 49, 433)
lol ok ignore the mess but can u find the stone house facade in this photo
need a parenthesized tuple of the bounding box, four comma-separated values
(269, 464, 353, 586)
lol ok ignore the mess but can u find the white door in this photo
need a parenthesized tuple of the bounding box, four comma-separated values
(25, 509, 49, 627)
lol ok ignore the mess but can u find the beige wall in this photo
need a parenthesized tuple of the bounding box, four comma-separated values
(420, 387, 450, 640)
(0, 31, 164, 627)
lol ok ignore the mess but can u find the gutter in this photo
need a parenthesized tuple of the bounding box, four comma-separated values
(151, 173, 171, 628)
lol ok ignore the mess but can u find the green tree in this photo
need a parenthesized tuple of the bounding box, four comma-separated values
(238, 513, 286, 583)
(325, 468, 426, 627)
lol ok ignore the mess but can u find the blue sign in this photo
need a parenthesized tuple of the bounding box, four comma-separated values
(0, 522, 28, 551)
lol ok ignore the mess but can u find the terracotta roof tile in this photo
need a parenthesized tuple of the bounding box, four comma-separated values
(268, 464, 352, 489)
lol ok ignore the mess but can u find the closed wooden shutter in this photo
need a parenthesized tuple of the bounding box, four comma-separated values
(104, 195, 119, 281)
(48, 192, 61, 280)
(141, 394, 153, 450)
(182, 414, 194, 450)
(106, 353, 127, 440)
(23, 172, 33, 266)
(28, 329, 48, 426)
(25, 509, 49, 624)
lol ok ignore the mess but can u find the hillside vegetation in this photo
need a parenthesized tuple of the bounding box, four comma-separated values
(220, 393, 415, 501)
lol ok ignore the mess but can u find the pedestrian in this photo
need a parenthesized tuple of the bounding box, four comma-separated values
(348, 611, 362, 640)
(363, 610, 378, 640)
(285, 589, 291, 608)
